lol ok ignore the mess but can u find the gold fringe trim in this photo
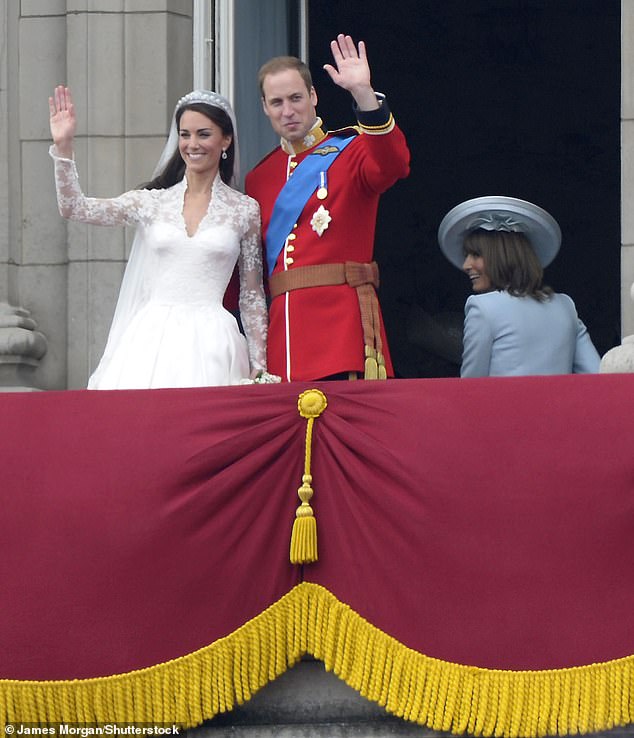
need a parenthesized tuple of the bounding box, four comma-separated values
(1, 583, 633, 737)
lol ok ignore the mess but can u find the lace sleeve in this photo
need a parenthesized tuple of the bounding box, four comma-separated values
(238, 197, 268, 372)
(49, 145, 150, 227)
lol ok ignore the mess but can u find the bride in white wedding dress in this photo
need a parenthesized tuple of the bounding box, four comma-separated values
(49, 86, 277, 389)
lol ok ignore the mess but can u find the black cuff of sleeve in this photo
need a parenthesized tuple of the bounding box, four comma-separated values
(353, 96, 391, 127)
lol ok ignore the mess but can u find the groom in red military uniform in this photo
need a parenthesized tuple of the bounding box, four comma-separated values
(245, 34, 410, 382)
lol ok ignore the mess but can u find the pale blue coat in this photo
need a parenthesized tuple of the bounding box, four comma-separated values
(461, 290, 600, 378)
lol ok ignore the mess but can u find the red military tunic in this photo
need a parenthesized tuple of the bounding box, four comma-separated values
(245, 102, 410, 381)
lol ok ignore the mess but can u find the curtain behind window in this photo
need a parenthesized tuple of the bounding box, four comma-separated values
(233, 0, 299, 188)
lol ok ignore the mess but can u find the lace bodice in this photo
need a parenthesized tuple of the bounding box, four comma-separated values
(51, 148, 267, 372)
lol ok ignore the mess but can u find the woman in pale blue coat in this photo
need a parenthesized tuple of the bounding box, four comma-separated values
(438, 196, 600, 378)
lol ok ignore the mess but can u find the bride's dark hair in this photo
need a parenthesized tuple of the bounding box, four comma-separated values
(140, 102, 235, 190)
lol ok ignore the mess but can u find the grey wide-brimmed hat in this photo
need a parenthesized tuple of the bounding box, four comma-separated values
(438, 196, 562, 269)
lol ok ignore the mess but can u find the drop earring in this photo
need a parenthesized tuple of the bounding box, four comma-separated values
(221, 150, 228, 160)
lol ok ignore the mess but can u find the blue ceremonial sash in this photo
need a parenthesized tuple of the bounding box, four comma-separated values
(265, 135, 356, 276)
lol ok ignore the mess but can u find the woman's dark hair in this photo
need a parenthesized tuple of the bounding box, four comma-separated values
(141, 101, 235, 190)
(464, 229, 553, 301)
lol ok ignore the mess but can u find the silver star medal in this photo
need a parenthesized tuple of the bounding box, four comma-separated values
(310, 205, 331, 237)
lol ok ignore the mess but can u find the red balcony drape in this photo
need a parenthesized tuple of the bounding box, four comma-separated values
(1, 376, 633, 735)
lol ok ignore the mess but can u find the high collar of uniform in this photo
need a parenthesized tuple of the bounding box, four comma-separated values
(280, 118, 327, 155)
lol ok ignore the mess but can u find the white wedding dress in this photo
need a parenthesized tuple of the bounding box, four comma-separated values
(51, 148, 267, 389)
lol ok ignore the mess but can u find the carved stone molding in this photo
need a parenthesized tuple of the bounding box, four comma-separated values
(600, 283, 634, 373)
(0, 302, 48, 391)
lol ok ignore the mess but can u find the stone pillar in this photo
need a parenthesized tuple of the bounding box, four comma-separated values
(10, 1, 69, 391)
(0, 302, 47, 391)
(622, 1, 634, 339)
(0, 0, 8, 307)
(605, 3, 634, 380)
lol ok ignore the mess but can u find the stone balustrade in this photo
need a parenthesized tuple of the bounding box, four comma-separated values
(600, 282, 634, 373)
(0, 302, 47, 391)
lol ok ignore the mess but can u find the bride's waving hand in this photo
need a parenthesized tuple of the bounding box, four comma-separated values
(48, 85, 76, 158)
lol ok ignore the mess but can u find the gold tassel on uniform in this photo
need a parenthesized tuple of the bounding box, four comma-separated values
(364, 345, 379, 380)
(376, 350, 387, 380)
(290, 389, 328, 565)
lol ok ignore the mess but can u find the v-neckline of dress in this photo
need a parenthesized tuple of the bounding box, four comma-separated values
(180, 174, 218, 239)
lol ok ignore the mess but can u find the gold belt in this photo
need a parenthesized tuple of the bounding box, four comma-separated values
(268, 262, 387, 379)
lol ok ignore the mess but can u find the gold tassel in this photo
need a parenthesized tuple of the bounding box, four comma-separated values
(290, 474, 317, 564)
(364, 345, 379, 380)
(290, 389, 328, 565)
(377, 350, 387, 380)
